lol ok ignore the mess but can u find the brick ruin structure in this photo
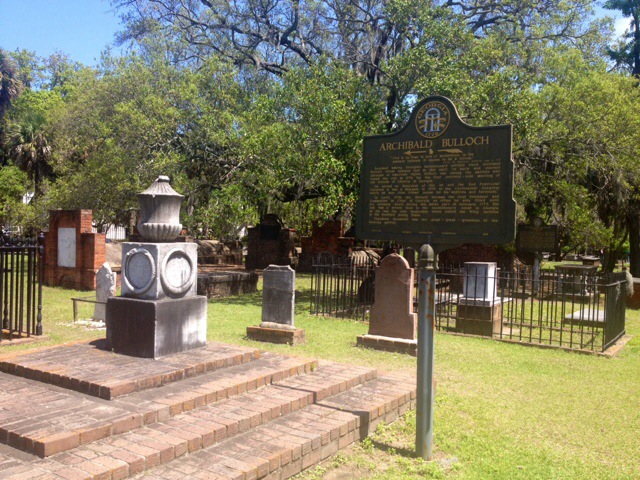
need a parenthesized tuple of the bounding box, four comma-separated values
(298, 220, 355, 272)
(438, 243, 518, 270)
(44, 210, 106, 290)
(196, 239, 243, 265)
(245, 214, 297, 270)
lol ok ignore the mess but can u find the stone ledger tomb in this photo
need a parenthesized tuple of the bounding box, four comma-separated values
(247, 265, 305, 345)
(106, 176, 207, 358)
(357, 254, 418, 355)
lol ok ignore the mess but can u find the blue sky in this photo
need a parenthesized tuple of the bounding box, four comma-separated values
(0, 0, 122, 66)
(0, 1, 631, 68)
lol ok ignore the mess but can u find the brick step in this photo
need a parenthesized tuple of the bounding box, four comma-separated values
(0, 367, 412, 480)
(0, 353, 318, 458)
(134, 373, 416, 480)
(0, 340, 261, 399)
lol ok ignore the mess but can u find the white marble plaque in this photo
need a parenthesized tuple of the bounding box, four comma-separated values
(161, 249, 195, 295)
(463, 262, 497, 300)
(58, 228, 76, 268)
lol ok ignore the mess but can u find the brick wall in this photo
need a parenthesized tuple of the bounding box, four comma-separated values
(245, 227, 297, 270)
(439, 243, 516, 271)
(44, 210, 106, 290)
(298, 220, 355, 272)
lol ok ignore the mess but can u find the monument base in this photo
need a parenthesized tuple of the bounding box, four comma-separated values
(246, 323, 305, 345)
(106, 296, 207, 358)
(456, 298, 504, 337)
(356, 334, 417, 356)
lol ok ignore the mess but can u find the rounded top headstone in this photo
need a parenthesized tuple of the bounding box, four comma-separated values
(137, 176, 184, 242)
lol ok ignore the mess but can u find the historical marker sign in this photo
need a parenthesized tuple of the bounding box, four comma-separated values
(356, 96, 515, 245)
(515, 217, 558, 253)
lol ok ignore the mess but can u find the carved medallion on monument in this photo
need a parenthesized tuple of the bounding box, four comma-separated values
(160, 248, 195, 296)
(122, 247, 157, 295)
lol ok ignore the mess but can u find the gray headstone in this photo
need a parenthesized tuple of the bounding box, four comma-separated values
(94, 262, 117, 321)
(261, 265, 295, 327)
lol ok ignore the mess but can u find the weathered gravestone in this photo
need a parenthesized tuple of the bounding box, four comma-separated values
(247, 265, 306, 345)
(357, 254, 417, 355)
(93, 262, 116, 322)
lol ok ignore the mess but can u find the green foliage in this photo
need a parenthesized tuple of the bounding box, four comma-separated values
(604, 0, 640, 75)
(0, 165, 27, 223)
(239, 62, 385, 225)
(521, 61, 640, 261)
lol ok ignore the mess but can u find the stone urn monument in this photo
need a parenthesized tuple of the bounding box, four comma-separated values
(106, 176, 207, 358)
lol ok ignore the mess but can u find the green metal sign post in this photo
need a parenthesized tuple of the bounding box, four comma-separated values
(416, 244, 436, 459)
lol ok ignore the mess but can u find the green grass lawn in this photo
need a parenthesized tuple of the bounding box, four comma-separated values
(4, 274, 639, 479)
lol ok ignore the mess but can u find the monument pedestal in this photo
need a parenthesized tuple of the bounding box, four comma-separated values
(106, 296, 207, 358)
(246, 322, 306, 345)
(455, 298, 503, 337)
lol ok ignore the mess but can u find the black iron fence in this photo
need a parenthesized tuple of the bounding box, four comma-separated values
(310, 255, 627, 353)
(435, 264, 626, 352)
(0, 234, 43, 341)
(310, 252, 378, 320)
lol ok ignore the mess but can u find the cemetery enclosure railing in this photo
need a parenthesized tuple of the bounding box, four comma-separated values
(0, 235, 43, 341)
(310, 253, 377, 321)
(435, 265, 627, 353)
(310, 257, 627, 353)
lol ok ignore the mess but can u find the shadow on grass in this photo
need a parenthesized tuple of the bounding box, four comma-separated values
(208, 291, 263, 307)
(369, 438, 417, 459)
(207, 286, 316, 312)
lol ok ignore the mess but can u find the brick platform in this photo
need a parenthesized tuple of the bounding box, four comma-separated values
(0, 341, 416, 479)
(0, 340, 262, 399)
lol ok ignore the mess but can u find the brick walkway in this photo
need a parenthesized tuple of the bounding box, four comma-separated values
(0, 341, 416, 479)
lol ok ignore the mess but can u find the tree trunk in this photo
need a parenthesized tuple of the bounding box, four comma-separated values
(628, 210, 640, 276)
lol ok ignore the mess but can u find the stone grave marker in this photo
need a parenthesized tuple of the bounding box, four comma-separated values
(93, 262, 116, 322)
(357, 254, 417, 354)
(456, 261, 505, 337)
(403, 247, 417, 268)
(247, 265, 305, 345)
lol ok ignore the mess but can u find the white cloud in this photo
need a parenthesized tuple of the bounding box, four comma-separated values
(614, 16, 630, 39)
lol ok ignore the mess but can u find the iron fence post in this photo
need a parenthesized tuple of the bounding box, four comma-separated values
(416, 244, 436, 460)
(36, 232, 44, 336)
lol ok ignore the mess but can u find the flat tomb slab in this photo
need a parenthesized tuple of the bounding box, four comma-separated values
(563, 309, 606, 328)
(357, 334, 417, 356)
(0, 339, 260, 399)
(247, 324, 306, 345)
(197, 270, 259, 298)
